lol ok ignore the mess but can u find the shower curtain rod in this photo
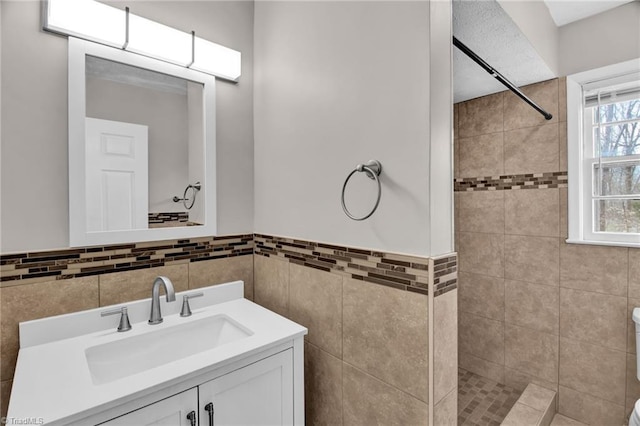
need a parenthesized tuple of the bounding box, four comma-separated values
(453, 36, 553, 120)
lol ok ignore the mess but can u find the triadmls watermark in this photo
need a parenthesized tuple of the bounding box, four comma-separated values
(1, 418, 45, 425)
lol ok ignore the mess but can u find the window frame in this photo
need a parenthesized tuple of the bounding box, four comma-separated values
(567, 58, 640, 248)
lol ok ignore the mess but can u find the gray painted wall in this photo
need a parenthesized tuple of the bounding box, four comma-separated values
(559, 1, 640, 76)
(253, 1, 435, 256)
(0, 1, 254, 253)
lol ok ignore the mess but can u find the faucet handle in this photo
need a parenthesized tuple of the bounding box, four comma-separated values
(101, 306, 132, 332)
(180, 292, 204, 317)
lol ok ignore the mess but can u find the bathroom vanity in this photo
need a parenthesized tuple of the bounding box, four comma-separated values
(7, 281, 307, 425)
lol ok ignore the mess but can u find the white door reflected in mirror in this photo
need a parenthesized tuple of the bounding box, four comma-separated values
(85, 118, 149, 232)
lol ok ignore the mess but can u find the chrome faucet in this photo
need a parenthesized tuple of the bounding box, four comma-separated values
(148, 276, 176, 325)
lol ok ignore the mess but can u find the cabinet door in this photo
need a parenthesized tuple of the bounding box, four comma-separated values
(99, 388, 198, 426)
(199, 349, 294, 426)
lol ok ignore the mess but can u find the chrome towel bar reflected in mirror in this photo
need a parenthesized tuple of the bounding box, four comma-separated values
(173, 182, 202, 210)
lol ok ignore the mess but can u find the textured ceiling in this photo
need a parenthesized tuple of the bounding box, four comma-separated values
(452, 0, 555, 103)
(543, 0, 635, 26)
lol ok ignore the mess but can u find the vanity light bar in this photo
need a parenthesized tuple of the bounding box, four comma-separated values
(44, 0, 241, 82)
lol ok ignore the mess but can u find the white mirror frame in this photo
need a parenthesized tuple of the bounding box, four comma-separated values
(69, 37, 217, 247)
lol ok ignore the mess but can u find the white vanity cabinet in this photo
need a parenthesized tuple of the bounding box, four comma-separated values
(199, 349, 294, 425)
(98, 349, 294, 426)
(9, 283, 307, 426)
(99, 388, 198, 426)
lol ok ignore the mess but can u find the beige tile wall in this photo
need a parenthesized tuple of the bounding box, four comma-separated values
(0, 255, 253, 417)
(254, 254, 431, 425)
(433, 288, 458, 405)
(455, 78, 640, 425)
(1, 232, 456, 425)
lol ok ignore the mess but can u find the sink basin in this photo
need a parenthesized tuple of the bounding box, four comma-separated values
(85, 314, 252, 385)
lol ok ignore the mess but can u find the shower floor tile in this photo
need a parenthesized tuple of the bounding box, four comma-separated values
(458, 368, 522, 426)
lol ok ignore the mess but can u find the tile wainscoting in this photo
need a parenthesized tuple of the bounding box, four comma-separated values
(255, 234, 432, 295)
(253, 235, 458, 424)
(0, 234, 457, 424)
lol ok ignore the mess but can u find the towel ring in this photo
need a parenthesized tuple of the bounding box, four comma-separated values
(172, 182, 201, 210)
(341, 160, 383, 221)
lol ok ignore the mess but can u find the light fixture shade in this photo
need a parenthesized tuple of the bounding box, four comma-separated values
(191, 38, 242, 81)
(44, 0, 241, 82)
(128, 14, 193, 67)
(46, 0, 125, 48)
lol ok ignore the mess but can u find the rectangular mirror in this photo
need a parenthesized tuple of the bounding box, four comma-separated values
(69, 37, 217, 246)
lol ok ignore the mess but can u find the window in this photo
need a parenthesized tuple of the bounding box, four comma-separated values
(567, 60, 640, 247)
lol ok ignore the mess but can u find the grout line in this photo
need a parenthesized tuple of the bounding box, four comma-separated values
(501, 92, 505, 174)
(343, 361, 429, 405)
(459, 309, 504, 325)
(502, 230, 562, 238)
(500, 121, 560, 133)
(503, 274, 561, 290)
(557, 200, 562, 412)
(502, 141, 508, 386)
(627, 249, 631, 300)
(625, 347, 629, 418)
(187, 261, 191, 290)
(340, 275, 344, 361)
(624, 247, 631, 413)
(558, 380, 626, 409)
(428, 257, 435, 422)
(560, 335, 627, 355)
(286, 261, 291, 317)
(459, 347, 504, 370)
(456, 266, 504, 281)
(340, 277, 345, 426)
(557, 285, 627, 299)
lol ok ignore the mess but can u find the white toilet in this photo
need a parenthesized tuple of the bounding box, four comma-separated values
(631, 400, 640, 426)
(630, 308, 640, 426)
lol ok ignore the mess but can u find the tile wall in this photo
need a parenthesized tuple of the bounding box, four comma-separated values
(455, 77, 640, 425)
(254, 244, 431, 424)
(0, 233, 458, 424)
(253, 235, 458, 424)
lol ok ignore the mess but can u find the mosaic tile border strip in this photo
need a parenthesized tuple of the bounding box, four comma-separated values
(254, 234, 430, 295)
(148, 212, 189, 224)
(1, 233, 454, 297)
(0, 234, 253, 287)
(454, 171, 568, 192)
(432, 253, 457, 297)
(148, 212, 201, 228)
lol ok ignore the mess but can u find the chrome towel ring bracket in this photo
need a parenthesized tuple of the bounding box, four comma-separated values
(341, 160, 383, 221)
(172, 182, 201, 210)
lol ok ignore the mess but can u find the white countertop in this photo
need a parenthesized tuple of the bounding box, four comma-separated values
(7, 282, 307, 425)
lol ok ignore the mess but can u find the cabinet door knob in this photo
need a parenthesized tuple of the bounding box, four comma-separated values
(205, 402, 214, 426)
(186, 410, 197, 426)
